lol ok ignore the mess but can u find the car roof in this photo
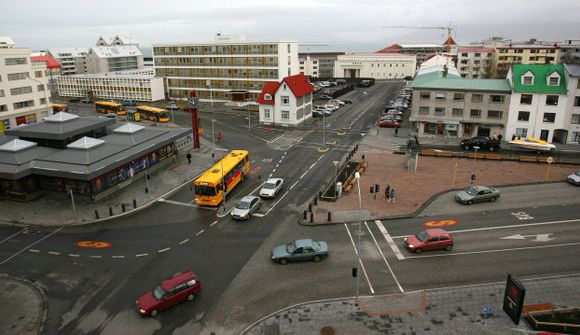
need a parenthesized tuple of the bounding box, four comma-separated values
(241, 195, 259, 202)
(425, 228, 450, 236)
(266, 178, 282, 184)
(161, 271, 195, 290)
(294, 239, 315, 248)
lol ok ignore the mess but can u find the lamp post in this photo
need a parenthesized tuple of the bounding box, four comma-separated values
(471, 146, 480, 185)
(321, 111, 327, 149)
(333, 160, 339, 198)
(212, 119, 216, 150)
(246, 99, 251, 132)
(354, 171, 362, 304)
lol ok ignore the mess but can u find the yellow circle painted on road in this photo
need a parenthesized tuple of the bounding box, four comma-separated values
(76, 240, 112, 249)
(546, 157, 554, 164)
(423, 219, 458, 227)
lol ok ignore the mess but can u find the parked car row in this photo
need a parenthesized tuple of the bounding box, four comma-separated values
(312, 99, 351, 118)
(378, 85, 411, 127)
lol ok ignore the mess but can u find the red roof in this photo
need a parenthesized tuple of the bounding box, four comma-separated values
(256, 82, 280, 104)
(442, 37, 457, 46)
(30, 55, 61, 69)
(282, 73, 313, 98)
(377, 44, 402, 53)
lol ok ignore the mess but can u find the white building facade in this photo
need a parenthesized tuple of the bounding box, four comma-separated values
(456, 47, 494, 78)
(257, 74, 313, 127)
(153, 34, 299, 102)
(334, 53, 416, 79)
(564, 64, 580, 144)
(1, 44, 51, 133)
(56, 69, 164, 102)
(47, 48, 88, 75)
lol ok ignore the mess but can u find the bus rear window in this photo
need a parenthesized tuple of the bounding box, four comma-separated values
(195, 185, 216, 196)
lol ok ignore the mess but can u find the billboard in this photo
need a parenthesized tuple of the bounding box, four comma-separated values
(503, 274, 526, 324)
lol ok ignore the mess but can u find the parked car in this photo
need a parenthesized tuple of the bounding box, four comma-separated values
(106, 113, 117, 119)
(342, 98, 353, 104)
(271, 239, 329, 265)
(379, 114, 400, 122)
(319, 94, 333, 100)
(136, 271, 201, 317)
(231, 195, 262, 220)
(377, 119, 401, 128)
(329, 99, 345, 106)
(455, 185, 500, 205)
(260, 178, 284, 198)
(404, 229, 453, 254)
(312, 109, 332, 117)
(460, 136, 501, 151)
(567, 171, 580, 186)
(166, 104, 180, 110)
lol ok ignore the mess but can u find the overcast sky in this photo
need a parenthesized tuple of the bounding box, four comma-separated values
(3, 0, 580, 53)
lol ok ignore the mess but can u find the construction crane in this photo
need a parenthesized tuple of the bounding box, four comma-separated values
(382, 23, 455, 39)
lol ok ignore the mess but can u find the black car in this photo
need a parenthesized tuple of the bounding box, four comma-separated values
(460, 137, 501, 151)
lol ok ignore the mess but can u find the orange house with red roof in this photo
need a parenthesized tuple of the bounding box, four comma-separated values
(256, 74, 314, 127)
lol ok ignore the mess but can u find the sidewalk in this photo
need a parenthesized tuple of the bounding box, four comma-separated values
(0, 137, 216, 227)
(308, 127, 579, 224)
(243, 274, 580, 335)
(0, 274, 46, 335)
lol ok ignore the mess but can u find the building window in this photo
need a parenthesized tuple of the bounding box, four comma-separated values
(420, 92, 430, 100)
(0, 89, 4, 98)
(548, 76, 560, 86)
(571, 114, 580, 124)
(419, 106, 429, 115)
(281, 110, 289, 120)
(0, 105, 7, 112)
(520, 94, 533, 105)
(573, 132, 580, 143)
(577, 81, 580, 89)
(453, 93, 464, 101)
(40, 98, 46, 105)
(515, 128, 528, 138)
(434, 107, 445, 116)
(264, 109, 270, 119)
(264, 94, 272, 100)
(471, 94, 483, 103)
(37, 84, 45, 91)
(518, 111, 530, 121)
(543, 113, 556, 123)
(13, 100, 35, 109)
(7, 72, 29, 81)
(545, 95, 559, 106)
(424, 123, 437, 134)
(452, 108, 463, 116)
(488, 110, 503, 118)
(522, 75, 534, 85)
(435, 92, 446, 100)
(470, 109, 481, 118)
(489, 95, 505, 103)
(281, 96, 289, 105)
(574, 96, 580, 107)
(10, 86, 33, 95)
(35, 70, 43, 78)
(5, 57, 27, 65)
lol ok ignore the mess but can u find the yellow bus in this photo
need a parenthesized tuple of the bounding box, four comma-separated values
(94, 101, 127, 116)
(136, 105, 171, 123)
(52, 103, 68, 113)
(194, 150, 250, 206)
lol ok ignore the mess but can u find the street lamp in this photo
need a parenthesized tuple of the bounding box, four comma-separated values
(212, 119, 216, 150)
(246, 99, 251, 132)
(471, 146, 480, 185)
(354, 171, 362, 304)
(321, 111, 327, 149)
(333, 160, 339, 198)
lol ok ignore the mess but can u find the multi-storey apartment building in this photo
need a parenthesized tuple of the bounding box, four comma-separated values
(298, 52, 344, 78)
(505, 64, 568, 143)
(153, 35, 299, 102)
(410, 64, 512, 139)
(56, 69, 164, 102)
(564, 64, 580, 144)
(559, 40, 580, 65)
(0, 36, 16, 49)
(493, 44, 560, 79)
(377, 44, 444, 70)
(1, 41, 52, 133)
(86, 45, 144, 73)
(47, 48, 88, 75)
(455, 47, 494, 78)
(333, 52, 416, 79)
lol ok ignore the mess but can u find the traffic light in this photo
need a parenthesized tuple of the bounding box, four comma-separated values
(375, 184, 380, 193)
(352, 267, 358, 278)
(370, 186, 374, 194)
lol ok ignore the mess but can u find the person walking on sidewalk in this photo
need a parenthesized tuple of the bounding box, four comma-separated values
(218, 132, 222, 143)
(394, 125, 399, 137)
(186, 153, 192, 164)
(384, 184, 391, 200)
(388, 188, 396, 203)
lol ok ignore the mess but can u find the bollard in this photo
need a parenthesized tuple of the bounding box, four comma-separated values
(328, 212, 332, 222)
(109, 206, 113, 216)
(304, 210, 307, 220)
(310, 212, 314, 223)
(355, 144, 358, 152)
(94, 210, 100, 220)
(314, 197, 318, 206)
(362, 154, 365, 160)
(308, 203, 312, 212)
(133, 199, 137, 208)
(121, 203, 126, 213)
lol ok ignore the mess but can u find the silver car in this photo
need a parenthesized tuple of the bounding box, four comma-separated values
(455, 186, 500, 205)
(567, 171, 580, 186)
(231, 195, 261, 220)
(260, 178, 284, 198)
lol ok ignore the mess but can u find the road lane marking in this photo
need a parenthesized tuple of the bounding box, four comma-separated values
(195, 230, 205, 236)
(501, 233, 555, 242)
(48, 251, 60, 255)
(0, 227, 28, 245)
(0, 226, 64, 267)
(253, 213, 265, 217)
(290, 180, 299, 190)
(309, 162, 318, 170)
(366, 222, 404, 292)
(135, 253, 149, 257)
(68, 254, 80, 257)
(344, 224, 375, 294)
(391, 218, 580, 239)
(28, 249, 39, 253)
(375, 220, 405, 260)
(263, 191, 289, 217)
(158, 199, 198, 208)
(405, 241, 580, 259)
(272, 168, 276, 173)
(210, 221, 217, 227)
(299, 171, 308, 179)
(317, 154, 325, 161)
(179, 239, 190, 245)
(158, 247, 170, 253)
(89, 255, 102, 259)
(112, 255, 125, 259)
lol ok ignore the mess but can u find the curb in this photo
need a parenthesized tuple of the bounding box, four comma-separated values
(0, 274, 48, 335)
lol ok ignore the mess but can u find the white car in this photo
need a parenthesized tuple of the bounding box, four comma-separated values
(231, 196, 262, 220)
(260, 178, 284, 198)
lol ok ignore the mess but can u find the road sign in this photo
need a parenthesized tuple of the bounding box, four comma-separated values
(501, 233, 554, 242)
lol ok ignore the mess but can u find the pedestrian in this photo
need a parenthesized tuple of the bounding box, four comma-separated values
(218, 132, 222, 143)
(384, 184, 390, 200)
(394, 125, 399, 137)
(497, 134, 503, 142)
(389, 188, 396, 203)
(186, 153, 192, 164)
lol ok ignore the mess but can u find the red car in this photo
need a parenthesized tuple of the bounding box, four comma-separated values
(377, 119, 401, 128)
(404, 229, 454, 254)
(136, 271, 202, 317)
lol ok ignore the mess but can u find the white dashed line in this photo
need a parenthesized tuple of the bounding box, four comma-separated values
(135, 253, 149, 257)
(290, 180, 300, 190)
(272, 168, 276, 173)
(179, 239, 190, 245)
(268, 173, 273, 178)
(309, 162, 317, 170)
(89, 255, 102, 259)
(317, 154, 325, 161)
(276, 164, 280, 168)
(300, 170, 308, 179)
(366, 221, 404, 292)
(29, 249, 39, 253)
(195, 230, 205, 236)
(48, 251, 60, 255)
(375, 220, 405, 261)
(68, 253, 80, 257)
(253, 213, 265, 217)
(158, 248, 170, 253)
(112, 255, 125, 259)
(210, 221, 218, 227)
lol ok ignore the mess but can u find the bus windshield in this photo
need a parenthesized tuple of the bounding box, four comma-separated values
(195, 185, 216, 196)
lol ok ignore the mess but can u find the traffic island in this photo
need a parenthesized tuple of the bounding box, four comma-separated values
(525, 307, 580, 334)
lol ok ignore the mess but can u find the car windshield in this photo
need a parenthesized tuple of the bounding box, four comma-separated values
(152, 284, 166, 300)
(415, 231, 429, 242)
(263, 183, 276, 190)
(236, 200, 251, 210)
(286, 242, 297, 253)
(464, 187, 478, 196)
(575, 171, 580, 177)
